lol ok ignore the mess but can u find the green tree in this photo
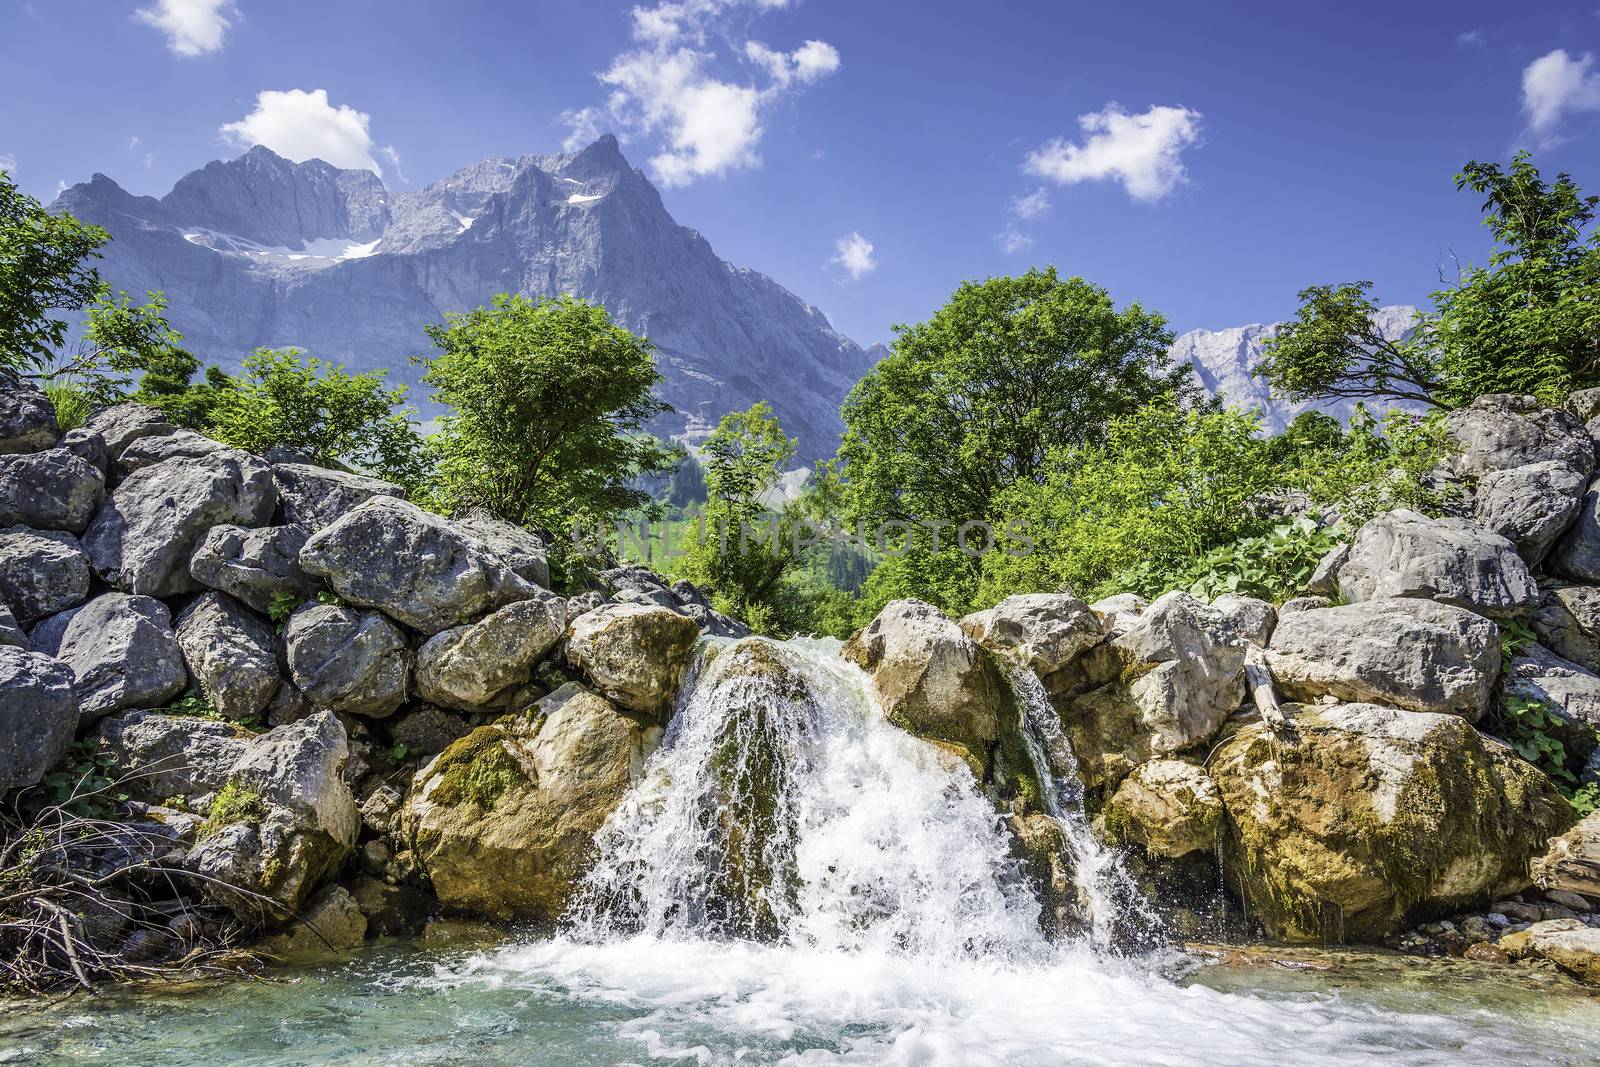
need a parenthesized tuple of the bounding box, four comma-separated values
(207, 348, 424, 483)
(1257, 282, 1441, 409)
(421, 294, 675, 531)
(0, 169, 108, 367)
(838, 268, 1189, 528)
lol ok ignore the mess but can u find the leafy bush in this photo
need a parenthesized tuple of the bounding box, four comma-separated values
(1489, 692, 1600, 815)
(43, 381, 90, 431)
(1112, 517, 1344, 603)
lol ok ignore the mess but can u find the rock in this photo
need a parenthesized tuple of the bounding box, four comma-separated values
(92, 710, 253, 801)
(0, 526, 90, 624)
(405, 683, 661, 920)
(1499, 919, 1600, 984)
(1547, 889, 1593, 913)
(958, 593, 1106, 677)
(299, 496, 541, 634)
(451, 509, 551, 589)
(1473, 460, 1586, 565)
(253, 884, 367, 957)
(1211, 594, 1277, 646)
(83, 450, 277, 596)
(565, 602, 700, 719)
(271, 463, 404, 532)
(60, 428, 106, 477)
(1336, 509, 1539, 618)
(188, 523, 318, 614)
(1210, 702, 1573, 942)
(116, 429, 231, 476)
(0, 448, 105, 532)
(1549, 479, 1600, 582)
(83, 403, 174, 463)
(1531, 583, 1600, 675)
(0, 645, 77, 792)
(175, 592, 281, 722)
(284, 603, 409, 718)
(0, 604, 23, 648)
(186, 710, 361, 923)
(1090, 593, 1147, 637)
(346, 875, 431, 936)
(414, 592, 566, 711)
(0, 370, 60, 453)
(566, 591, 608, 621)
(1444, 394, 1595, 480)
(1568, 389, 1600, 424)
(1265, 599, 1500, 720)
(387, 704, 472, 757)
(843, 599, 1007, 764)
(1279, 595, 1333, 615)
(1104, 759, 1224, 859)
(1499, 644, 1600, 758)
(1306, 543, 1349, 597)
(29, 593, 188, 724)
(1535, 812, 1600, 898)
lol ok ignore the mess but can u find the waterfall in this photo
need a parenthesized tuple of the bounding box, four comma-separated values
(1005, 663, 1162, 950)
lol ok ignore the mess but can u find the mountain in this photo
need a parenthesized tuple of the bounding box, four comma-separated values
(1170, 304, 1425, 432)
(51, 137, 884, 462)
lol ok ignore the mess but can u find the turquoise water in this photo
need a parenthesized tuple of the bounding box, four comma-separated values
(3, 935, 1598, 1066)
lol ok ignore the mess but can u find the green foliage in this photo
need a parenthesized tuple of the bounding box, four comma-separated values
(666, 453, 708, 508)
(206, 348, 425, 484)
(200, 780, 266, 839)
(1491, 694, 1600, 814)
(1258, 282, 1440, 409)
(267, 590, 301, 626)
(421, 294, 676, 537)
(1113, 517, 1345, 603)
(1498, 616, 1538, 662)
(857, 545, 984, 623)
(0, 169, 109, 368)
(838, 267, 1189, 528)
(43, 381, 90, 431)
(31, 741, 126, 820)
(1282, 405, 1458, 530)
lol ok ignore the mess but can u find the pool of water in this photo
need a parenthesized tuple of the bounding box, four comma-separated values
(3, 935, 1597, 1067)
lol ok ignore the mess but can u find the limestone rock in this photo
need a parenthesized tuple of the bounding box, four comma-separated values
(0, 448, 104, 532)
(175, 592, 281, 722)
(1336, 509, 1539, 617)
(188, 523, 318, 614)
(566, 590, 607, 621)
(1306, 543, 1349, 597)
(284, 603, 409, 718)
(414, 592, 566, 711)
(83, 450, 277, 596)
(1549, 478, 1600, 582)
(83, 403, 174, 463)
(1211, 594, 1277, 646)
(298, 496, 540, 634)
(1534, 811, 1600, 899)
(1210, 702, 1572, 942)
(404, 683, 660, 920)
(1531, 583, 1600, 675)
(0, 370, 60, 454)
(253, 884, 367, 957)
(1499, 644, 1600, 759)
(451, 509, 550, 589)
(60, 428, 107, 477)
(0, 526, 90, 624)
(958, 593, 1106, 677)
(1090, 593, 1147, 637)
(387, 704, 472, 757)
(92, 710, 253, 801)
(271, 463, 404, 532)
(0, 604, 23, 648)
(1473, 460, 1586, 565)
(565, 602, 700, 719)
(1266, 599, 1500, 720)
(29, 593, 187, 724)
(1499, 919, 1600, 985)
(1444, 393, 1595, 480)
(116, 429, 230, 476)
(843, 599, 1007, 762)
(0, 645, 77, 793)
(1104, 759, 1224, 859)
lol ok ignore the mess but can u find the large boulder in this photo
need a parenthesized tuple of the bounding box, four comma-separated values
(271, 463, 404, 532)
(83, 450, 277, 596)
(1211, 594, 1278, 646)
(175, 593, 281, 722)
(188, 523, 318, 614)
(1534, 810, 1600, 899)
(116, 429, 229, 476)
(1473, 460, 1587, 566)
(1531, 583, 1600, 675)
(1266, 599, 1500, 720)
(1210, 702, 1572, 942)
(299, 496, 540, 634)
(1103, 759, 1224, 860)
(451, 510, 551, 590)
(1336, 509, 1539, 618)
(843, 599, 1008, 765)
(29, 593, 187, 724)
(1498, 643, 1600, 759)
(60, 427, 107, 478)
(414, 593, 566, 711)
(0, 604, 23, 648)
(1500, 919, 1600, 985)
(958, 593, 1105, 677)
(284, 603, 409, 718)
(0, 448, 104, 532)
(0, 646, 77, 793)
(1444, 394, 1595, 481)
(1549, 479, 1600, 582)
(93, 710, 253, 801)
(0, 526, 90, 624)
(184, 711, 361, 923)
(565, 602, 701, 719)
(83, 403, 174, 463)
(1089, 593, 1147, 638)
(404, 683, 660, 921)
(0, 370, 60, 454)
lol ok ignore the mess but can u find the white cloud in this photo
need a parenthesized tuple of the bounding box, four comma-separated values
(1010, 187, 1050, 219)
(562, 0, 840, 186)
(135, 0, 236, 57)
(220, 89, 384, 175)
(1522, 49, 1600, 145)
(1025, 103, 1202, 202)
(1455, 29, 1484, 47)
(831, 231, 875, 280)
(380, 145, 408, 184)
(997, 227, 1033, 255)
(129, 135, 142, 149)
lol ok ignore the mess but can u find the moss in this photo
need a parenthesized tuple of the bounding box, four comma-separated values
(200, 780, 266, 839)
(429, 726, 529, 809)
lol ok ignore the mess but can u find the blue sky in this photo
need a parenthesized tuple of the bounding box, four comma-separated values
(3, 0, 1599, 348)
